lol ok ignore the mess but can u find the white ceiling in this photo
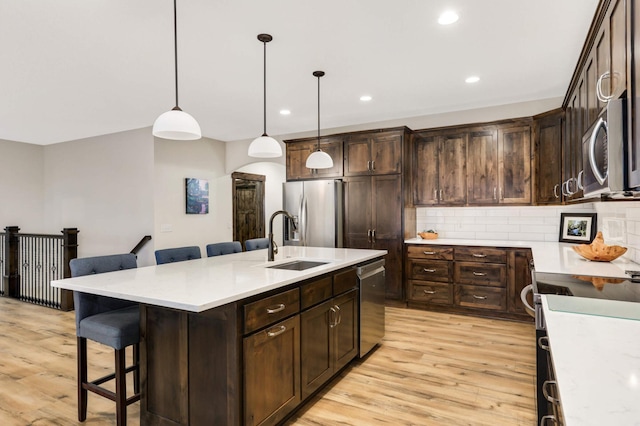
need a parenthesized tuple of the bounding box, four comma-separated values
(0, 0, 600, 145)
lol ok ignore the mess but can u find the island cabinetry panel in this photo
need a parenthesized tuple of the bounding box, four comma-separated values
(405, 244, 531, 321)
(284, 136, 344, 180)
(533, 109, 564, 205)
(344, 130, 402, 176)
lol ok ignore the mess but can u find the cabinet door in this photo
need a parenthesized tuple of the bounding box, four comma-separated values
(609, 0, 627, 99)
(631, 0, 640, 188)
(498, 126, 531, 204)
(312, 137, 344, 179)
(286, 141, 315, 180)
(300, 300, 334, 399)
(244, 315, 301, 426)
(595, 25, 610, 112)
(585, 56, 598, 127)
(507, 249, 533, 315)
(333, 289, 358, 372)
(467, 129, 499, 204)
(370, 132, 402, 175)
(344, 135, 371, 176)
(439, 132, 467, 205)
(535, 112, 564, 205)
(344, 176, 372, 249)
(412, 134, 440, 205)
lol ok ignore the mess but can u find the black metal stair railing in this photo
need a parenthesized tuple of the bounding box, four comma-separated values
(0, 232, 5, 296)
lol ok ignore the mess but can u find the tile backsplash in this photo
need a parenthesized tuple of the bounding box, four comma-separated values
(415, 201, 640, 263)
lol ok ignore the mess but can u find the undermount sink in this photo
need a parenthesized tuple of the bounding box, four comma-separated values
(267, 260, 328, 271)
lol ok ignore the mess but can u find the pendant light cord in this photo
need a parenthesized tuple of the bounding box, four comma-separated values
(317, 74, 321, 150)
(263, 40, 267, 136)
(173, 0, 180, 109)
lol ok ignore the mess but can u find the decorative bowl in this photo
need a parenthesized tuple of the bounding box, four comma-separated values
(572, 232, 627, 262)
(418, 232, 438, 240)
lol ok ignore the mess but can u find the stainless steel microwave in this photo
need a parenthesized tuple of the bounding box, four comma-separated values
(581, 98, 626, 197)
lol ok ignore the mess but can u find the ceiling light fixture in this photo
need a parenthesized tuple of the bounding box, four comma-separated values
(465, 76, 480, 83)
(438, 10, 459, 25)
(305, 71, 333, 169)
(360, 95, 372, 102)
(248, 34, 282, 158)
(280, 109, 291, 115)
(152, 0, 201, 140)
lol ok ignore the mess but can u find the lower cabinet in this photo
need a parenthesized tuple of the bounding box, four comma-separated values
(244, 315, 301, 426)
(406, 243, 532, 321)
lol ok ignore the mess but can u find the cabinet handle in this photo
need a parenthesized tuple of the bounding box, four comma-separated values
(329, 306, 337, 328)
(561, 180, 569, 197)
(372, 229, 376, 243)
(553, 184, 560, 199)
(539, 414, 558, 426)
(423, 289, 436, 294)
(266, 303, 285, 314)
(542, 380, 560, 404)
(367, 229, 372, 243)
(367, 160, 372, 171)
(335, 304, 342, 325)
(439, 189, 443, 201)
(472, 272, 487, 276)
(500, 187, 503, 200)
(423, 268, 436, 273)
(472, 254, 487, 258)
(433, 189, 438, 201)
(423, 251, 436, 255)
(538, 336, 550, 351)
(371, 160, 375, 171)
(266, 325, 287, 337)
(493, 187, 497, 200)
(596, 71, 613, 103)
(472, 295, 487, 300)
(577, 170, 584, 190)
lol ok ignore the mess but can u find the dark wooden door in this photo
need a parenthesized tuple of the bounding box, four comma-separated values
(439, 132, 467, 205)
(344, 176, 372, 249)
(412, 134, 439, 205)
(300, 299, 333, 399)
(232, 172, 265, 245)
(370, 132, 402, 175)
(535, 111, 564, 204)
(333, 289, 358, 371)
(372, 175, 402, 300)
(286, 141, 315, 180)
(344, 135, 371, 176)
(507, 249, 533, 315)
(499, 125, 531, 204)
(467, 129, 498, 204)
(243, 315, 301, 426)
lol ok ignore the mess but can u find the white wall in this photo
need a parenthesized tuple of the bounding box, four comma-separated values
(0, 139, 45, 232)
(154, 136, 231, 257)
(42, 128, 155, 266)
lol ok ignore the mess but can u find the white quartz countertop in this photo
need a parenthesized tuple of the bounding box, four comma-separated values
(405, 237, 638, 279)
(542, 295, 640, 425)
(52, 246, 386, 312)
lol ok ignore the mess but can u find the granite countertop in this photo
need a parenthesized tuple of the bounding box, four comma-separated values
(51, 246, 386, 312)
(542, 295, 640, 425)
(405, 237, 638, 279)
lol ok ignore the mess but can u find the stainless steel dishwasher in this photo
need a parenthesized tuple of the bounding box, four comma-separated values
(356, 259, 385, 357)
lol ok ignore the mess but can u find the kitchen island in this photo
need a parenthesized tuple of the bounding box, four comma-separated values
(52, 246, 386, 426)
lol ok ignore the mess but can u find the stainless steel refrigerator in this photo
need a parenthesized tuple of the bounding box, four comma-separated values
(282, 179, 343, 248)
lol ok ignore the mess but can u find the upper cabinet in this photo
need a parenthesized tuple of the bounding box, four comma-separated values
(285, 136, 344, 181)
(344, 131, 402, 176)
(534, 109, 565, 205)
(498, 125, 532, 204)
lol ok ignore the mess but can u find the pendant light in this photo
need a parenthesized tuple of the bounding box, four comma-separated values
(248, 34, 282, 158)
(306, 71, 333, 169)
(153, 0, 201, 140)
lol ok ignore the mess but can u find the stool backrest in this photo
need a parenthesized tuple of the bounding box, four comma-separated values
(245, 238, 270, 251)
(206, 241, 242, 257)
(155, 246, 201, 265)
(70, 253, 138, 331)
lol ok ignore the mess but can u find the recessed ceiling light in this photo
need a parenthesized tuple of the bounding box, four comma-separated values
(465, 76, 480, 83)
(279, 109, 291, 115)
(438, 10, 459, 25)
(360, 95, 372, 102)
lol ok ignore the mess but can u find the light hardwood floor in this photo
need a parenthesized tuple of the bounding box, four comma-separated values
(0, 297, 535, 425)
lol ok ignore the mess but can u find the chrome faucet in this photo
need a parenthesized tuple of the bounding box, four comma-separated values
(268, 210, 297, 261)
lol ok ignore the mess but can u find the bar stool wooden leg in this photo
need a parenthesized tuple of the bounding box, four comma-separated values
(133, 343, 140, 394)
(77, 336, 88, 422)
(115, 348, 127, 426)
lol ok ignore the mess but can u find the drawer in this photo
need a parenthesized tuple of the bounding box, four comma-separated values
(454, 285, 506, 311)
(333, 268, 357, 295)
(244, 288, 300, 334)
(454, 262, 506, 287)
(409, 260, 451, 283)
(408, 281, 452, 305)
(455, 247, 507, 263)
(301, 276, 333, 310)
(407, 245, 453, 260)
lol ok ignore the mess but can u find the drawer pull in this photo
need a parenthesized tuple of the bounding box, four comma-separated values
(538, 336, 550, 351)
(472, 272, 487, 276)
(472, 254, 487, 258)
(423, 251, 436, 255)
(266, 325, 287, 337)
(423, 268, 436, 273)
(423, 290, 436, 294)
(266, 303, 286, 314)
(542, 380, 560, 404)
(539, 414, 558, 426)
(472, 295, 487, 300)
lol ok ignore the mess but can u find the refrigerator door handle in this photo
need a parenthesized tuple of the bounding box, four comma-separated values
(301, 196, 308, 245)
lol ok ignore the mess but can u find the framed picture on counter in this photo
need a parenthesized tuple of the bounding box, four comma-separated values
(559, 212, 597, 243)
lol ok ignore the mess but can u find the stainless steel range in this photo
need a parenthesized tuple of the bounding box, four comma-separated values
(521, 269, 640, 425)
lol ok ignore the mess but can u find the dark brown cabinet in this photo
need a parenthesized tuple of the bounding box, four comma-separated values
(344, 131, 402, 176)
(285, 136, 343, 180)
(534, 109, 564, 205)
(406, 243, 532, 321)
(412, 131, 467, 205)
(467, 129, 498, 204)
(300, 288, 358, 399)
